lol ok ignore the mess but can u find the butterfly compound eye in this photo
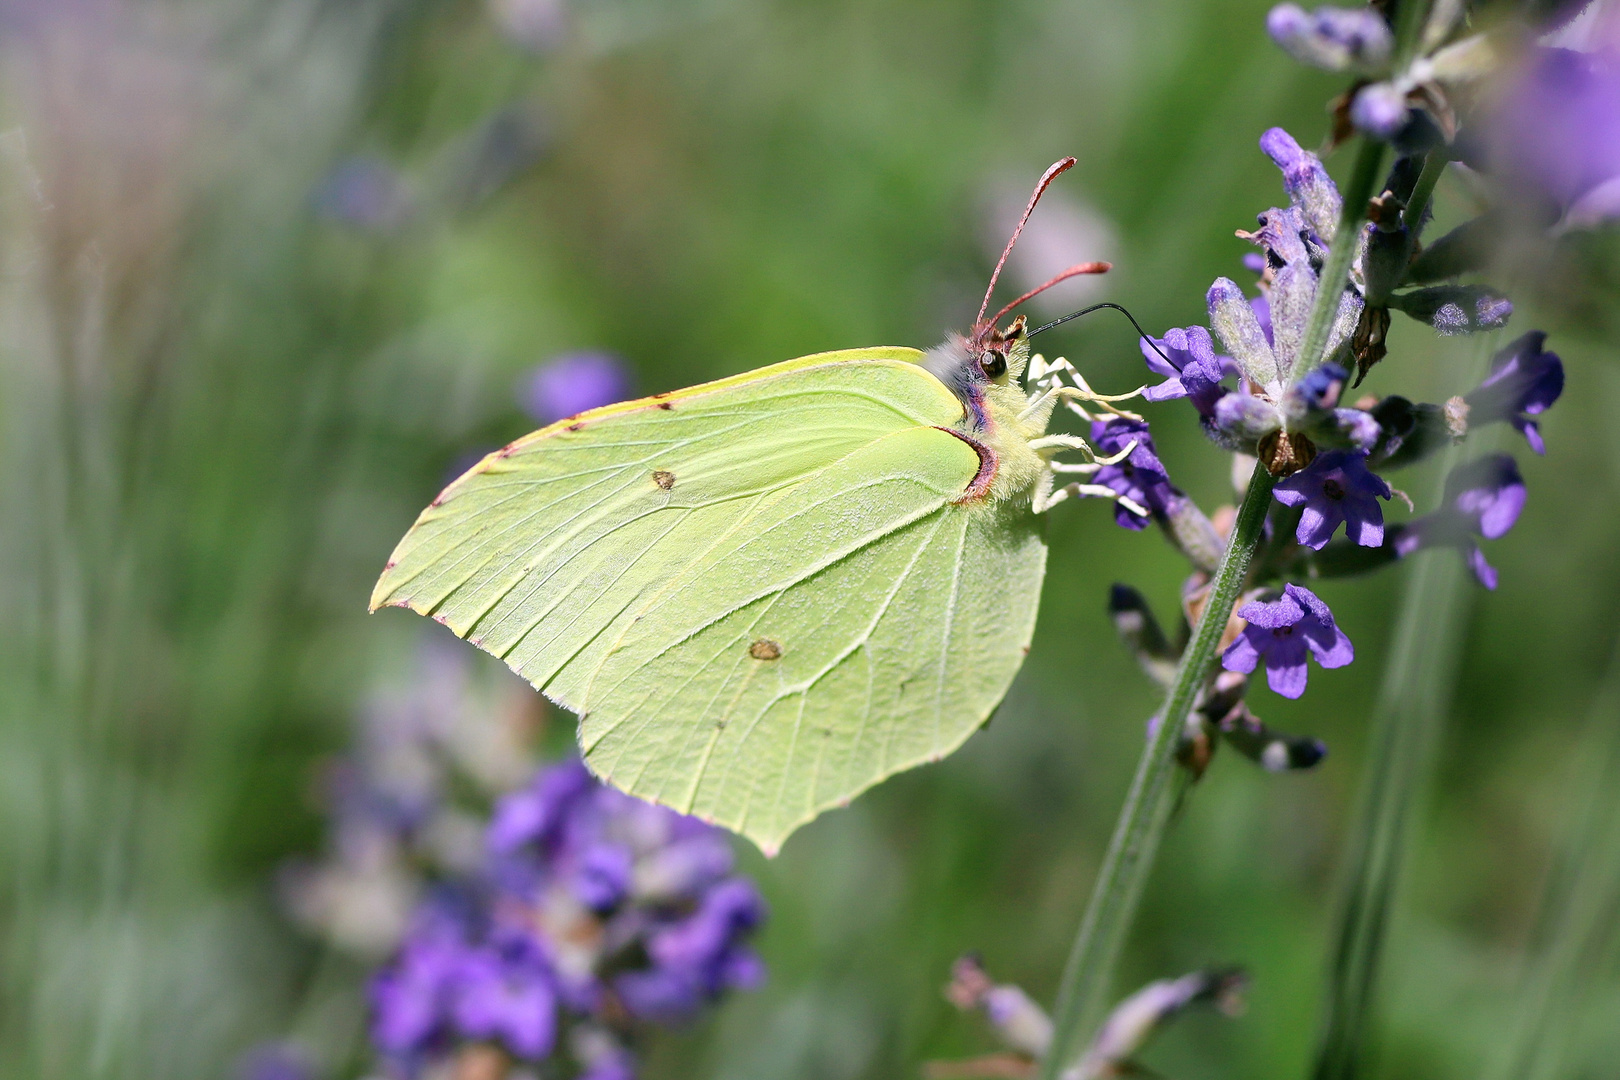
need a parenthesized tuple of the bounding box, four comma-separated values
(980, 351, 1007, 379)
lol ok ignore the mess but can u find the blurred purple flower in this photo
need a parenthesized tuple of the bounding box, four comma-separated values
(371, 759, 764, 1075)
(1465, 331, 1565, 454)
(1394, 454, 1526, 589)
(488, 0, 570, 52)
(1266, 5, 1392, 75)
(235, 1043, 316, 1080)
(520, 352, 632, 425)
(1274, 449, 1392, 549)
(1088, 418, 1176, 529)
(1485, 45, 1620, 225)
(1222, 584, 1354, 699)
(314, 157, 411, 231)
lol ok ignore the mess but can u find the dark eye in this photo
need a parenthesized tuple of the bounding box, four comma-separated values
(980, 351, 1007, 379)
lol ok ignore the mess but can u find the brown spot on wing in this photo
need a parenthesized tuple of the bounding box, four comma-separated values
(657, 401, 674, 411)
(932, 427, 998, 502)
(749, 639, 782, 660)
(652, 470, 676, 490)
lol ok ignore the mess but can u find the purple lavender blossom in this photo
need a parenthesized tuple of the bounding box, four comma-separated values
(1259, 127, 1341, 240)
(1266, 4, 1392, 75)
(1139, 326, 1229, 416)
(1485, 45, 1620, 225)
(1273, 450, 1392, 549)
(1089, 418, 1176, 529)
(1465, 331, 1565, 454)
(519, 352, 631, 425)
(370, 759, 765, 1076)
(1222, 584, 1354, 699)
(1394, 454, 1526, 589)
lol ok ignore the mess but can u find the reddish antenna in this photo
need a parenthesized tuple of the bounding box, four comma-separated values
(985, 260, 1112, 329)
(976, 156, 1078, 330)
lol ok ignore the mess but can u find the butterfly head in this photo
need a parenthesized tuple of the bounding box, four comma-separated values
(923, 156, 1108, 418)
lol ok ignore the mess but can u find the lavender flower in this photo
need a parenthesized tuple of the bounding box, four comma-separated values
(1273, 449, 1392, 549)
(1222, 584, 1354, 699)
(1394, 454, 1526, 589)
(1259, 127, 1342, 241)
(1088, 417, 1176, 529)
(1266, 5, 1392, 75)
(1139, 326, 1228, 416)
(1484, 45, 1620, 225)
(370, 759, 764, 1077)
(1464, 331, 1565, 454)
(519, 351, 632, 425)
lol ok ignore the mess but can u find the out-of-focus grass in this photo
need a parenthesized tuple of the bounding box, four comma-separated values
(0, 2, 1615, 1078)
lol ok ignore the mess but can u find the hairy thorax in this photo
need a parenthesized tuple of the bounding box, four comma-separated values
(922, 332, 1056, 506)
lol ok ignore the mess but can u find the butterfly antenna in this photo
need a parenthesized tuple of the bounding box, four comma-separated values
(976, 156, 1077, 328)
(1030, 301, 1176, 367)
(986, 261, 1111, 328)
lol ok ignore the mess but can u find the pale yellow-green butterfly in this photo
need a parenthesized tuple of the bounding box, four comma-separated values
(371, 157, 1151, 854)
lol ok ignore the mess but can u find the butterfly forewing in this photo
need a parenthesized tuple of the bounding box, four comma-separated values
(371, 347, 1045, 852)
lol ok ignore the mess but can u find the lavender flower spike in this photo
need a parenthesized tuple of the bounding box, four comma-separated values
(1394, 454, 1526, 589)
(1267, 4, 1393, 75)
(1464, 331, 1565, 454)
(1273, 450, 1392, 549)
(1260, 127, 1341, 240)
(1139, 325, 1228, 416)
(1222, 584, 1354, 699)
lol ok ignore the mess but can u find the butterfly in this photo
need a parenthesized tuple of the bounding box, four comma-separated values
(371, 157, 1150, 854)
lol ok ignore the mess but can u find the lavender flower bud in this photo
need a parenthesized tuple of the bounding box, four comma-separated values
(1361, 224, 1410, 307)
(1208, 278, 1280, 388)
(1367, 395, 1449, 469)
(1266, 5, 1393, 74)
(1077, 969, 1247, 1080)
(945, 955, 1053, 1058)
(1350, 82, 1411, 139)
(1388, 286, 1512, 335)
(1406, 217, 1497, 283)
(1269, 262, 1315, 378)
(1109, 584, 1179, 687)
(1212, 392, 1283, 445)
(1217, 704, 1327, 772)
(1260, 128, 1342, 240)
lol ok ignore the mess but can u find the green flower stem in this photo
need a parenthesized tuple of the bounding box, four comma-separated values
(1037, 461, 1277, 1080)
(1294, 136, 1387, 384)
(1402, 150, 1447, 234)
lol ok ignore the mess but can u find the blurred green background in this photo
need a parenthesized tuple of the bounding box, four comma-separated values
(1, 1, 1617, 1078)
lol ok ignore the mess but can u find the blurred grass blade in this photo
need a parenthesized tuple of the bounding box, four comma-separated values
(1487, 634, 1620, 1080)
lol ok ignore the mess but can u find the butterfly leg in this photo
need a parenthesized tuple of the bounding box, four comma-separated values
(1031, 462, 1150, 517)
